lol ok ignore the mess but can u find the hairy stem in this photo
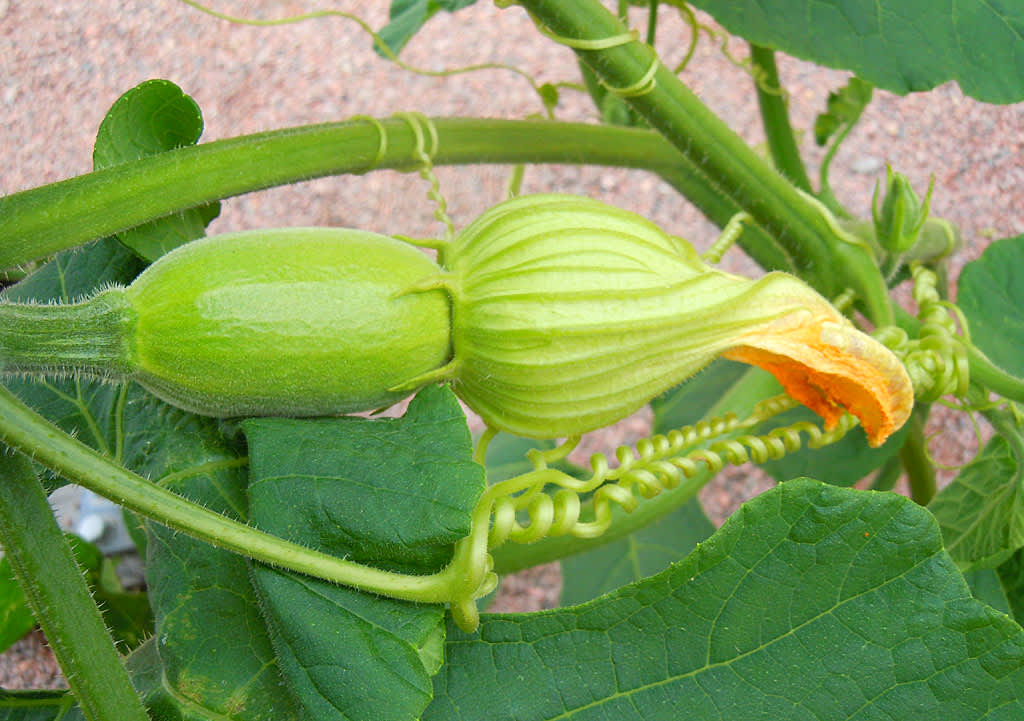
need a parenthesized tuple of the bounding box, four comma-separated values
(513, 0, 892, 325)
(3, 118, 769, 270)
(749, 44, 812, 193)
(0, 384, 461, 604)
(900, 408, 936, 505)
(0, 290, 133, 379)
(0, 450, 149, 721)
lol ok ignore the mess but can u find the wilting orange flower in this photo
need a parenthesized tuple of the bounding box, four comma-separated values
(724, 310, 913, 447)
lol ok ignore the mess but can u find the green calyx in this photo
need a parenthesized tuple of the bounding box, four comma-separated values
(873, 166, 934, 255)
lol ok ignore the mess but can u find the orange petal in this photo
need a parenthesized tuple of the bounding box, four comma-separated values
(724, 315, 913, 447)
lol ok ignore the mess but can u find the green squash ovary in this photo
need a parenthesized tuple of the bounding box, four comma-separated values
(0, 228, 453, 418)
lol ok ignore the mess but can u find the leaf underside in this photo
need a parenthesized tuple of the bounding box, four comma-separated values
(689, 0, 1024, 103)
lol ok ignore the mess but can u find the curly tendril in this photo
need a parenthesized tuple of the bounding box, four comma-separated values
(444, 394, 858, 630)
(524, 15, 662, 97)
(347, 115, 388, 174)
(393, 112, 456, 243)
(485, 394, 855, 546)
(876, 264, 970, 403)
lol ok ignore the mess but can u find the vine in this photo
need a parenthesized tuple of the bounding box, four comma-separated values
(179, 0, 575, 118)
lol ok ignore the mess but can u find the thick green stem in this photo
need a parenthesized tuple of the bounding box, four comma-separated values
(900, 408, 936, 505)
(0, 384, 460, 604)
(0, 450, 149, 721)
(514, 0, 892, 325)
(749, 44, 812, 193)
(0, 290, 133, 379)
(2, 118, 757, 270)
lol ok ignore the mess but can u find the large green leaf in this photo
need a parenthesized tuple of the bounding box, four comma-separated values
(251, 570, 445, 721)
(427, 479, 1024, 720)
(930, 430, 1024, 571)
(959, 233, 1024, 378)
(93, 79, 219, 261)
(135, 396, 301, 720)
(560, 498, 714, 605)
(689, 1, 1024, 103)
(244, 386, 482, 721)
(244, 385, 484, 572)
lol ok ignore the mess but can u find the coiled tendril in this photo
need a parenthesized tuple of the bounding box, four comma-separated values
(446, 393, 858, 630)
(485, 394, 855, 547)
(447, 396, 858, 628)
(875, 264, 970, 403)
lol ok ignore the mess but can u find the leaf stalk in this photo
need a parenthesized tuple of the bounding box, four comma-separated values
(0, 450, 149, 721)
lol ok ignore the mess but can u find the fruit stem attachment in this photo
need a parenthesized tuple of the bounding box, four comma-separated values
(0, 290, 134, 380)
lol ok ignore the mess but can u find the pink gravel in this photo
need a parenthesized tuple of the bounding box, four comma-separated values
(2, 0, 1022, 689)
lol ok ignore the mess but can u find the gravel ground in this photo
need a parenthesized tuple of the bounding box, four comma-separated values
(2, 0, 1022, 690)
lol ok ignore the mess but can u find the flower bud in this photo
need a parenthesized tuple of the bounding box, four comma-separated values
(445, 194, 913, 445)
(873, 167, 933, 254)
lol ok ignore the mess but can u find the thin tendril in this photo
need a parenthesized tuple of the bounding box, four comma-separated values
(701, 211, 750, 263)
(922, 396, 984, 471)
(347, 115, 387, 173)
(178, 0, 558, 116)
(671, 3, 700, 74)
(831, 288, 856, 314)
(393, 112, 455, 242)
(528, 16, 661, 97)
(534, 24, 640, 49)
(693, 21, 787, 99)
(474, 394, 857, 554)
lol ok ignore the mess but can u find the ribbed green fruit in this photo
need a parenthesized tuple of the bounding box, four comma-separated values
(0, 228, 452, 417)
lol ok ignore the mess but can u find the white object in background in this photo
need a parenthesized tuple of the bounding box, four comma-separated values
(74, 489, 136, 554)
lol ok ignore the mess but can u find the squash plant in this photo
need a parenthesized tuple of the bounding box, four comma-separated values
(2, 1, 1024, 719)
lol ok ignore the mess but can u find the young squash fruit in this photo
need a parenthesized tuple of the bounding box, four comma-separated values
(1, 228, 452, 417)
(0, 195, 912, 445)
